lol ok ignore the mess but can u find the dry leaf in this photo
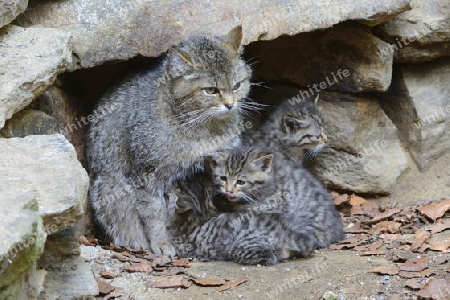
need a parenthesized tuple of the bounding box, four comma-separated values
(331, 192, 349, 206)
(100, 271, 116, 279)
(398, 268, 432, 278)
(365, 208, 402, 225)
(417, 278, 450, 300)
(173, 258, 190, 267)
(429, 240, 450, 251)
(429, 219, 450, 234)
(123, 260, 153, 274)
(147, 275, 192, 289)
(368, 265, 399, 275)
(112, 251, 130, 262)
(165, 267, 187, 276)
(96, 278, 115, 295)
(192, 278, 227, 286)
(417, 200, 450, 221)
(349, 195, 368, 206)
(375, 221, 402, 233)
(78, 235, 95, 246)
(411, 231, 431, 251)
(217, 279, 247, 292)
(404, 278, 426, 290)
(398, 257, 428, 272)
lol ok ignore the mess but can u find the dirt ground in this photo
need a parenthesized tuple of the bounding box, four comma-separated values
(81, 153, 450, 300)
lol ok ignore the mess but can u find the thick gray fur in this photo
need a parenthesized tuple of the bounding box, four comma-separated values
(86, 26, 254, 256)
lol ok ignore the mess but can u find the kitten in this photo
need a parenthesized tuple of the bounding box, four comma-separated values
(86, 26, 256, 256)
(168, 147, 343, 264)
(243, 94, 327, 163)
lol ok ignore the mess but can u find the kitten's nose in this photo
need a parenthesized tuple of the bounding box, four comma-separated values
(224, 102, 234, 110)
(317, 134, 327, 143)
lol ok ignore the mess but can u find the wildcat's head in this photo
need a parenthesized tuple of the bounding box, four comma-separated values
(165, 26, 253, 128)
(206, 147, 274, 204)
(270, 94, 327, 162)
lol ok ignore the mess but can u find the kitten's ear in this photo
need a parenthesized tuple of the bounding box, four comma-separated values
(175, 195, 196, 214)
(205, 150, 228, 169)
(169, 47, 199, 69)
(251, 152, 274, 173)
(282, 116, 306, 133)
(224, 26, 243, 53)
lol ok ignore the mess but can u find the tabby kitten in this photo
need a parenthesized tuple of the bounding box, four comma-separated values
(86, 26, 255, 256)
(168, 147, 343, 264)
(243, 94, 327, 163)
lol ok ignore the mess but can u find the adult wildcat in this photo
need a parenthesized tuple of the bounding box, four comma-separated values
(86, 26, 255, 256)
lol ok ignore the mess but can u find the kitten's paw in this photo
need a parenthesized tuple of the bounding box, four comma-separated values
(151, 238, 176, 257)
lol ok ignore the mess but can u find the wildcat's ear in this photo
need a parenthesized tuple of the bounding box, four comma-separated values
(312, 93, 320, 105)
(224, 25, 243, 53)
(282, 116, 308, 133)
(175, 195, 196, 214)
(251, 151, 274, 173)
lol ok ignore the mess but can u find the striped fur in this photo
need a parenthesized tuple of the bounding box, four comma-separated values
(168, 147, 343, 265)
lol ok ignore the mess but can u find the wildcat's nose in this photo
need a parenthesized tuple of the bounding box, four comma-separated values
(224, 102, 234, 110)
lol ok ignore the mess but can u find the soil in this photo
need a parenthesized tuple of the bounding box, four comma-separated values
(81, 153, 450, 300)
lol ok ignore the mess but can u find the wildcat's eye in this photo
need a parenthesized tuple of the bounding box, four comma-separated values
(236, 180, 245, 185)
(220, 176, 227, 181)
(204, 87, 219, 95)
(232, 82, 241, 91)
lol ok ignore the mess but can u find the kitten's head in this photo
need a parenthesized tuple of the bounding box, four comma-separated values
(165, 26, 253, 128)
(272, 94, 327, 162)
(206, 147, 274, 204)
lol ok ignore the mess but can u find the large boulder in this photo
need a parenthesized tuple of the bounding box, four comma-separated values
(0, 0, 28, 28)
(0, 134, 97, 299)
(0, 25, 73, 129)
(378, 57, 450, 171)
(245, 23, 394, 93)
(377, 0, 450, 62)
(15, 0, 411, 69)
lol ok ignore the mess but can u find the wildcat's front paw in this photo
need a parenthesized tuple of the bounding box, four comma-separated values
(151, 235, 176, 257)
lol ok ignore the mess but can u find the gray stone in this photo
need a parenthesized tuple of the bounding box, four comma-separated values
(15, 0, 411, 69)
(0, 25, 73, 129)
(0, 0, 28, 29)
(37, 227, 98, 299)
(0, 134, 89, 229)
(378, 57, 450, 171)
(312, 92, 408, 194)
(0, 191, 46, 300)
(0, 109, 64, 138)
(377, 0, 450, 62)
(245, 23, 394, 93)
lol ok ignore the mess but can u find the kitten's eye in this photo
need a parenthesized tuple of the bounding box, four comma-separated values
(220, 176, 227, 181)
(236, 180, 245, 185)
(204, 87, 219, 95)
(232, 82, 241, 91)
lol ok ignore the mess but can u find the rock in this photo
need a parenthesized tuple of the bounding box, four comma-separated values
(0, 0, 28, 29)
(248, 84, 408, 194)
(15, 0, 411, 68)
(37, 227, 98, 299)
(244, 23, 394, 93)
(0, 191, 46, 300)
(312, 92, 408, 194)
(0, 134, 89, 229)
(378, 57, 450, 171)
(0, 109, 64, 138)
(377, 0, 450, 62)
(28, 85, 90, 167)
(0, 25, 73, 129)
(0, 134, 97, 298)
